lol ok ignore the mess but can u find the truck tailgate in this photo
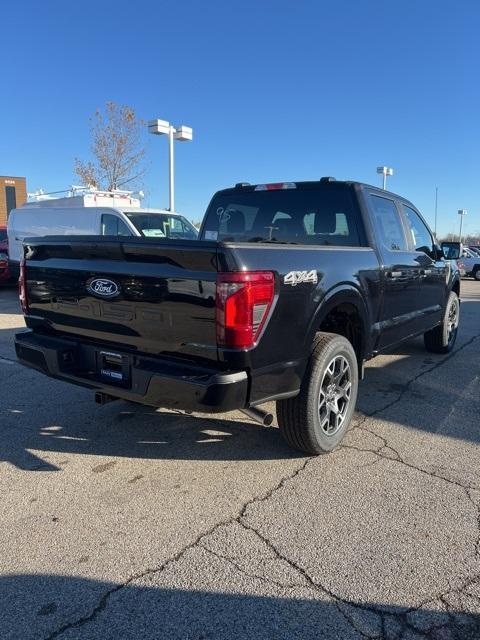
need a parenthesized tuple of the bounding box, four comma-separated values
(24, 237, 219, 363)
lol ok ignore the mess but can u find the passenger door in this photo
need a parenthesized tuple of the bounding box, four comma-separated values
(400, 203, 446, 325)
(368, 193, 425, 349)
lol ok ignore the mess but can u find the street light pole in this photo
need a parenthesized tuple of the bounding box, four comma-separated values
(376, 166, 394, 190)
(148, 119, 193, 212)
(168, 125, 175, 213)
(458, 209, 467, 244)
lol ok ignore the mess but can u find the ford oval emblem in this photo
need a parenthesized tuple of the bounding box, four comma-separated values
(87, 278, 120, 298)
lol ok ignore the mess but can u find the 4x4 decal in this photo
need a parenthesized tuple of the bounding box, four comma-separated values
(284, 270, 318, 286)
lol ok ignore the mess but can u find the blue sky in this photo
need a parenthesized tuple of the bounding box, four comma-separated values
(1, 0, 478, 236)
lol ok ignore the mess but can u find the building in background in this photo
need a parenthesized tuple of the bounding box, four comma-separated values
(0, 176, 27, 226)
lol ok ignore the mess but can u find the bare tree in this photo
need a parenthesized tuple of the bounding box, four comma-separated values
(440, 231, 480, 244)
(75, 102, 146, 191)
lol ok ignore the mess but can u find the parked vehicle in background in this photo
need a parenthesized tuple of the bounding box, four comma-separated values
(15, 179, 461, 455)
(7, 190, 198, 279)
(0, 226, 8, 254)
(459, 248, 480, 280)
(441, 242, 480, 280)
(456, 260, 467, 278)
(0, 226, 11, 285)
(468, 246, 480, 257)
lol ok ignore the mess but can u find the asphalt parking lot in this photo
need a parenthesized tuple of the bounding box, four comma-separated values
(1, 282, 480, 640)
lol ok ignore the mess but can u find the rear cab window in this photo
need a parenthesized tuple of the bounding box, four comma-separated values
(201, 183, 365, 246)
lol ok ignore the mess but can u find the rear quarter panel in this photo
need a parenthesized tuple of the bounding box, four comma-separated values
(218, 244, 381, 403)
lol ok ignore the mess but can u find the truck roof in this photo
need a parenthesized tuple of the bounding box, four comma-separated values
(225, 178, 405, 198)
(221, 178, 416, 209)
(11, 205, 186, 217)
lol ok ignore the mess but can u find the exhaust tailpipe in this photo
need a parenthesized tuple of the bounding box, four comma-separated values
(94, 391, 118, 406)
(241, 407, 274, 427)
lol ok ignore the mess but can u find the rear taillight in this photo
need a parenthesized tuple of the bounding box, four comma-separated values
(19, 258, 29, 314)
(216, 271, 275, 349)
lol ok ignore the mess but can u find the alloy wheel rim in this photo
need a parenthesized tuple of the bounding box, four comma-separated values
(447, 299, 459, 343)
(318, 355, 352, 436)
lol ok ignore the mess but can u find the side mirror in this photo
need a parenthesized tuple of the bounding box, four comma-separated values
(441, 242, 461, 261)
(434, 245, 445, 260)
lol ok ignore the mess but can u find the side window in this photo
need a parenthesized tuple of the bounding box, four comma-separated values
(369, 195, 407, 251)
(402, 206, 433, 256)
(169, 217, 183, 232)
(101, 214, 131, 236)
(116, 218, 132, 236)
(101, 214, 118, 235)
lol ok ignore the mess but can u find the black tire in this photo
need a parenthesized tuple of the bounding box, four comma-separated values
(276, 332, 358, 455)
(423, 291, 459, 354)
(473, 267, 480, 281)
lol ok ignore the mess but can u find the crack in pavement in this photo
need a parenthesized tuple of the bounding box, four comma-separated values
(237, 520, 480, 640)
(198, 538, 308, 592)
(44, 457, 315, 639)
(466, 489, 480, 562)
(237, 519, 379, 639)
(342, 431, 480, 493)
(43, 332, 480, 639)
(341, 332, 480, 494)
(359, 332, 480, 421)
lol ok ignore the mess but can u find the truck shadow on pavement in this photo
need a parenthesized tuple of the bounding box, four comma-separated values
(0, 301, 479, 470)
(1, 573, 479, 640)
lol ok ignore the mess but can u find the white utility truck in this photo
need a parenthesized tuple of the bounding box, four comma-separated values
(7, 189, 198, 276)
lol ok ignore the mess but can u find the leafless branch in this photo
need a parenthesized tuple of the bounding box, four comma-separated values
(74, 102, 146, 192)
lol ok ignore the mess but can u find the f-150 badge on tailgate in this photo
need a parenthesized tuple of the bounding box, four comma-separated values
(284, 270, 318, 286)
(87, 278, 120, 298)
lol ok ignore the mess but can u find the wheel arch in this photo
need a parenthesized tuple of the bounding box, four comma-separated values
(305, 285, 371, 367)
(451, 276, 461, 298)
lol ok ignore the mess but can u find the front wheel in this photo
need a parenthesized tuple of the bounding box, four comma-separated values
(277, 333, 359, 454)
(424, 291, 459, 354)
(473, 268, 480, 281)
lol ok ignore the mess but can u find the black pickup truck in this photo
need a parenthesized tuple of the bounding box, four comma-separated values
(15, 179, 461, 454)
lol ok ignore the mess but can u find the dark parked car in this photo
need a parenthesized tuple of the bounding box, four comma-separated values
(15, 179, 461, 454)
(0, 226, 11, 285)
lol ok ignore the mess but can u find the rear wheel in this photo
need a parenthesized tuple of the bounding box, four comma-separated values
(473, 268, 480, 281)
(423, 291, 459, 354)
(277, 333, 358, 454)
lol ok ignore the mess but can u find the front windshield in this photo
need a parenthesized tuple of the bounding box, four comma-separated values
(125, 213, 198, 239)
